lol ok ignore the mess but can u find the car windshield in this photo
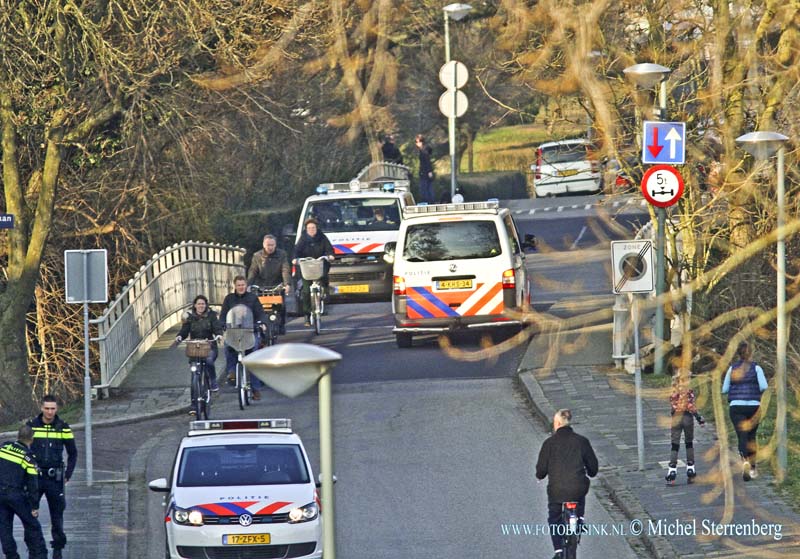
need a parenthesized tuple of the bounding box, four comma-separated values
(541, 144, 591, 164)
(304, 198, 401, 232)
(177, 444, 310, 487)
(403, 221, 501, 261)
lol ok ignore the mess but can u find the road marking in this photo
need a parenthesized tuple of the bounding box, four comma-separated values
(584, 204, 591, 210)
(569, 226, 588, 250)
(640, 199, 647, 206)
(528, 209, 536, 214)
(515, 209, 524, 214)
(287, 325, 394, 333)
(543, 207, 551, 211)
(557, 206, 564, 212)
(613, 201, 621, 207)
(571, 205, 579, 209)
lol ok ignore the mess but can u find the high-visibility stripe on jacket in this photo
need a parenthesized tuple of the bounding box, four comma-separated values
(0, 440, 40, 505)
(27, 414, 78, 479)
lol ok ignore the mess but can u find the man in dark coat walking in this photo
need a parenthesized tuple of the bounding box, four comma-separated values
(415, 134, 434, 203)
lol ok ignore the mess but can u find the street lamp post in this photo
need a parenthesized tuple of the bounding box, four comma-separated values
(624, 63, 672, 377)
(443, 3, 472, 200)
(243, 344, 342, 557)
(735, 130, 790, 482)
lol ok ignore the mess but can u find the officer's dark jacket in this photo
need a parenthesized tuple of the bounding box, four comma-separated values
(535, 425, 599, 503)
(27, 414, 78, 480)
(178, 309, 223, 341)
(0, 440, 40, 506)
(219, 290, 268, 326)
(247, 248, 291, 287)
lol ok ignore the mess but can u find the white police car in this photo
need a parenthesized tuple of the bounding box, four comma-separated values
(148, 419, 322, 558)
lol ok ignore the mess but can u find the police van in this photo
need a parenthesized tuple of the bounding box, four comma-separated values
(149, 419, 323, 559)
(386, 200, 534, 348)
(293, 162, 414, 299)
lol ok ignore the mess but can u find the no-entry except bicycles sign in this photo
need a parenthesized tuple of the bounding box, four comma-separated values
(641, 164, 684, 208)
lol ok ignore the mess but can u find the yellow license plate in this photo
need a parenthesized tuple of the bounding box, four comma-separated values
(223, 533, 271, 545)
(438, 279, 473, 290)
(337, 284, 369, 293)
(559, 169, 579, 177)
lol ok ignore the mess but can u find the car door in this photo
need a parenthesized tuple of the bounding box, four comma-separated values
(503, 214, 527, 308)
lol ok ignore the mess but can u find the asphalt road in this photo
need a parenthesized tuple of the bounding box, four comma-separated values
(112, 193, 649, 558)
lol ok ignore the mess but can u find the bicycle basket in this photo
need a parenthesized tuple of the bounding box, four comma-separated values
(299, 259, 325, 281)
(225, 328, 256, 353)
(185, 340, 211, 359)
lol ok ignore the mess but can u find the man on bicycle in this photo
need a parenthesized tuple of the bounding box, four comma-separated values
(292, 218, 334, 327)
(175, 295, 223, 391)
(247, 234, 292, 334)
(220, 276, 268, 400)
(535, 409, 598, 559)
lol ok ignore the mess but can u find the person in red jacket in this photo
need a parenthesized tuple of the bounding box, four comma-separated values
(665, 370, 705, 484)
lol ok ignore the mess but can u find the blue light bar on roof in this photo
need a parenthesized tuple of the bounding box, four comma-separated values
(382, 182, 395, 192)
(316, 185, 330, 194)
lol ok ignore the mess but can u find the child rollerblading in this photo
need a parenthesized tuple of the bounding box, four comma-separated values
(665, 368, 705, 486)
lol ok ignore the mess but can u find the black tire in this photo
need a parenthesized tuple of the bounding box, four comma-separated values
(564, 537, 578, 559)
(237, 364, 246, 410)
(191, 372, 202, 417)
(314, 312, 321, 335)
(201, 369, 211, 420)
(396, 333, 412, 348)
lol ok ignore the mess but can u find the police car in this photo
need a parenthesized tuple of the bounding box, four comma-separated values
(149, 419, 322, 559)
(387, 200, 534, 348)
(293, 163, 415, 299)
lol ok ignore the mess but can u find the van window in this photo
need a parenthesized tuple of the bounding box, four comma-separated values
(503, 215, 521, 254)
(305, 198, 401, 232)
(403, 221, 501, 261)
(541, 143, 591, 164)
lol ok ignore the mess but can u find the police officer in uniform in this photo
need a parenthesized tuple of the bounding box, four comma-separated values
(27, 395, 77, 559)
(0, 424, 47, 559)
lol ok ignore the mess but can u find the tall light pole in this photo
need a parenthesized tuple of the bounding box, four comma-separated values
(735, 130, 790, 482)
(443, 3, 472, 200)
(244, 344, 342, 558)
(624, 63, 672, 376)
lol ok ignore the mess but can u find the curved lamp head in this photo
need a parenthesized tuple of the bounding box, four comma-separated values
(623, 63, 671, 89)
(735, 131, 789, 160)
(243, 343, 342, 398)
(444, 3, 473, 20)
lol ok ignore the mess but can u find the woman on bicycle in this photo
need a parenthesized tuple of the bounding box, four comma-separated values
(175, 295, 223, 391)
(293, 218, 335, 326)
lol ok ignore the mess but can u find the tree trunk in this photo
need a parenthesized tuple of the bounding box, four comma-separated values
(0, 286, 38, 424)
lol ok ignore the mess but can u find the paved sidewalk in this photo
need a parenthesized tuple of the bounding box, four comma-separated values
(517, 327, 800, 558)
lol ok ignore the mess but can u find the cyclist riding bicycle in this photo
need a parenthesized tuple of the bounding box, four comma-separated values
(535, 409, 599, 559)
(175, 295, 223, 391)
(292, 218, 334, 327)
(219, 275, 269, 400)
(247, 234, 292, 334)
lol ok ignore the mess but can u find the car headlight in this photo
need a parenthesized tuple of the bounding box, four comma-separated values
(288, 502, 319, 523)
(172, 507, 203, 526)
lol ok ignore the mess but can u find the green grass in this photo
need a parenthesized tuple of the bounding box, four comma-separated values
(0, 401, 84, 433)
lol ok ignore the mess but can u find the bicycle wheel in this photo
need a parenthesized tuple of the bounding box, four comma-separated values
(237, 362, 246, 410)
(564, 536, 578, 559)
(242, 364, 251, 406)
(313, 290, 322, 335)
(191, 371, 202, 417)
(201, 366, 211, 420)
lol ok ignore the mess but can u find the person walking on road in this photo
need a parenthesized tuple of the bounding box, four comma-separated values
(536, 409, 599, 559)
(247, 234, 292, 334)
(722, 341, 768, 481)
(26, 396, 77, 559)
(175, 295, 224, 392)
(665, 369, 705, 484)
(415, 134, 434, 203)
(220, 276, 269, 400)
(381, 134, 404, 164)
(0, 424, 48, 559)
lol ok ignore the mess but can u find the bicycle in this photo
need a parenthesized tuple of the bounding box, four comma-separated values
(224, 327, 257, 410)
(561, 501, 582, 559)
(251, 283, 284, 346)
(179, 339, 213, 419)
(298, 257, 328, 335)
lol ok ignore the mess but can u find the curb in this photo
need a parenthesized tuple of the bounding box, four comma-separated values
(517, 370, 679, 559)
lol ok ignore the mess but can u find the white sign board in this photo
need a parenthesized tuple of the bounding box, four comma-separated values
(438, 89, 468, 118)
(438, 60, 468, 89)
(65, 249, 109, 303)
(611, 240, 654, 294)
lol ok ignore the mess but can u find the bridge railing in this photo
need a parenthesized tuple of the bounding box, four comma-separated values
(356, 161, 411, 186)
(89, 241, 245, 394)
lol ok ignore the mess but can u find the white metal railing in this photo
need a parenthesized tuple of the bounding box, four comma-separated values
(357, 161, 411, 185)
(89, 241, 245, 392)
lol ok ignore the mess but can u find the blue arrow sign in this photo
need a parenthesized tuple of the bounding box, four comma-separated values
(642, 121, 686, 165)
(0, 214, 14, 229)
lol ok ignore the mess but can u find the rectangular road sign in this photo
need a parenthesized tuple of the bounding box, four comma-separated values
(65, 249, 108, 303)
(0, 214, 14, 229)
(611, 240, 655, 294)
(642, 121, 686, 165)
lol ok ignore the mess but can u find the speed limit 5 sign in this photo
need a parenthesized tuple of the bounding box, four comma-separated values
(641, 165, 684, 207)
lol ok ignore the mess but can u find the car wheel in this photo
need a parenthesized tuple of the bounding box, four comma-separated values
(396, 333, 412, 348)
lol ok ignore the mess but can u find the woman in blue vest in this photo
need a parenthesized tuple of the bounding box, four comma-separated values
(722, 341, 768, 481)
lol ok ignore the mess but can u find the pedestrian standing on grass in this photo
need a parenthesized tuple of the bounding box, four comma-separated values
(665, 369, 705, 485)
(722, 341, 768, 481)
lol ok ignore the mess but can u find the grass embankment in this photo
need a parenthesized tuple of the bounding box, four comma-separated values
(642, 372, 800, 510)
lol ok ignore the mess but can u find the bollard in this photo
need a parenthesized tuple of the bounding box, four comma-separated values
(612, 294, 630, 369)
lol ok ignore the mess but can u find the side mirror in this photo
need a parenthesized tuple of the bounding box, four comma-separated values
(281, 222, 297, 240)
(383, 242, 396, 265)
(522, 234, 537, 251)
(315, 473, 338, 488)
(148, 478, 170, 492)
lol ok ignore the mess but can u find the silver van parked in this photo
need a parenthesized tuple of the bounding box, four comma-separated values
(530, 139, 603, 197)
